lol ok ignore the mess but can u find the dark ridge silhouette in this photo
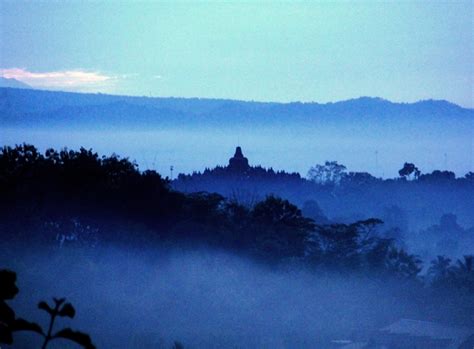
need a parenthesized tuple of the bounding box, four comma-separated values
(0, 78, 32, 89)
(1, 87, 472, 129)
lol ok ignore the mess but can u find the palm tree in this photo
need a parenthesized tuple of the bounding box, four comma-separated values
(428, 256, 452, 281)
(452, 255, 474, 292)
(455, 255, 473, 274)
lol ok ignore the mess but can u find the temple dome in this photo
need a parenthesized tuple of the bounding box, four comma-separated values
(228, 146, 250, 172)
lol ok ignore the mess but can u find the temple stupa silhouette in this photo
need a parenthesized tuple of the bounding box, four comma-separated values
(228, 146, 250, 172)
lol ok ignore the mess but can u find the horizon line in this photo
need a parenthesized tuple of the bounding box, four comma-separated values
(0, 85, 472, 110)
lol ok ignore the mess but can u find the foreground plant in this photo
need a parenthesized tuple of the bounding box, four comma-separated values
(0, 269, 95, 349)
(34, 297, 95, 349)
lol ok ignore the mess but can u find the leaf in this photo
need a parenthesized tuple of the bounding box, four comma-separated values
(38, 301, 54, 315)
(0, 324, 14, 344)
(172, 341, 185, 349)
(53, 297, 66, 306)
(53, 328, 95, 349)
(12, 318, 44, 335)
(58, 303, 75, 318)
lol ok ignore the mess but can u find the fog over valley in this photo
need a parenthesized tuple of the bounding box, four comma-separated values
(1, 88, 473, 178)
(1, 246, 470, 349)
(1, 1, 473, 347)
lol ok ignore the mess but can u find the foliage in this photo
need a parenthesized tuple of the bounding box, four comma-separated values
(1, 144, 473, 338)
(252, 195, 315, 259)
(419, 170, 456, 182)
(307, 161, 347, 185)
(428, 255, 474, 293)
(398, 162, 421, 180)
(0, 269, 95, 348)
(0, 269, 18, 344)
(171, 341, 185, 349)
(0, 144, 427, 276)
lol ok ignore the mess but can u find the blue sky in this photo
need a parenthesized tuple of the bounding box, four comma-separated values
(1, 1, 472, 107)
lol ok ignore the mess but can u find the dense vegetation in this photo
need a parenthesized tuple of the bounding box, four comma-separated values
(0, 269, 95, 349)
(1, 144, 473, 347)
(174, 156, 474, 261)
(0, 144, 425, 271)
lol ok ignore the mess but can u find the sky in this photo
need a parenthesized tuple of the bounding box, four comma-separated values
(0, 1, 473, 108)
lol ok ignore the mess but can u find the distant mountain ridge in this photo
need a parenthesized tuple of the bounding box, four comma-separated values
(0, 87, 472, 129)
(0, 78, 32, 90)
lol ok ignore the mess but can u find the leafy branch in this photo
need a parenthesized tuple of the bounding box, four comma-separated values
(0, 269, 95, 349)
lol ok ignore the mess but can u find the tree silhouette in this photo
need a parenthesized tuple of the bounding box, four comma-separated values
(0, 269, 18, 344)
(453, 255, 474, 292)
(307, 161, 347, 185)
(312, 219, 388, 271)
(171, 341, 185, 349)
(0, 269, 95, 349)
(35, 297, 95, 349)
(428, 256, 453, 282)
(419, 170, 455, 182)
(252, 195, 315, 259)
(464, 171, 474, 182)
(385, 248, 422, 279)
(398, 162, 421, 180)
(455, 255, 473, 274)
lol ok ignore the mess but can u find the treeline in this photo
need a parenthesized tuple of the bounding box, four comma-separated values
(0, 144, 419, 276)
(173, 159, 474, 239)
(1, 144, 473, 326)
(176, 159, 473, 189)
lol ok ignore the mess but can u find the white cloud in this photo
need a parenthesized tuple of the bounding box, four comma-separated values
(0, 68, 117, 92)
(120, 73, 139, 79)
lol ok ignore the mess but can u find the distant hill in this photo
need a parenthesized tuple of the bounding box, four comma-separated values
(0, 78, 32, 89)
(0, 87, 472, 129)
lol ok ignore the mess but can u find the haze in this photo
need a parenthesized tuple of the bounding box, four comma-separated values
(1, 1, 472, 107)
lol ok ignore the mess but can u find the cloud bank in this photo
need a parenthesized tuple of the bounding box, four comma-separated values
(0, 68, 117, 92)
